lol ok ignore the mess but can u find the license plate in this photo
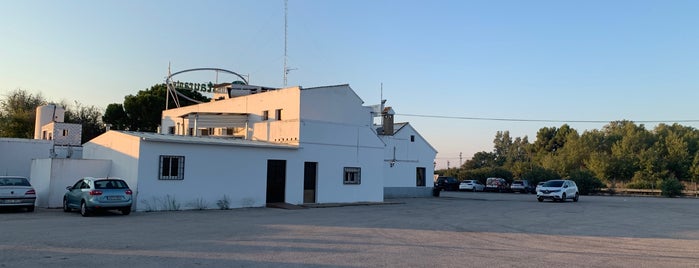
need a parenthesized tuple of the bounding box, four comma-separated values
(107, 196, 123, 200)
(1, 199, 20, 204)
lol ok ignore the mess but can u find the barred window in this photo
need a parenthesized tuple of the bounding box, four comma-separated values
(262, 110, 269, 121)
(343, 167, 361, 185)
(159, 155, 185, 180)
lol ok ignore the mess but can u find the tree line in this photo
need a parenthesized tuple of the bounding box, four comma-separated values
(437, 121, 699, 196)
(0, 84, 207, 143)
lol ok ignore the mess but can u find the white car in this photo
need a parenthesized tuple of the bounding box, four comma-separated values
(0, 176, 36, 212)
(537, 180, 578, 202)
(459, 180, 485, 192)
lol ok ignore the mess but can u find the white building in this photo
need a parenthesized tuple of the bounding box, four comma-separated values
(81, 84, 436, 211)
(0, 104, 82, 178)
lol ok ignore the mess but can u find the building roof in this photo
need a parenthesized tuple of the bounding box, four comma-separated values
(114, 131, 298, 150)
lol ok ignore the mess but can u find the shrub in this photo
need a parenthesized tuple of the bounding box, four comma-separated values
(216, 195, 231, 210)
(566, 170, 605, 195)
(660, 178, 684, 197)
(520, 166, 560, 186)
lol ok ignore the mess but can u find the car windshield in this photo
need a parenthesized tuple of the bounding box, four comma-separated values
(513, 181, 523, 185)
(0, 177, 31, 186)
(94, 180, 128, 189)
(543, 181, 564, 187)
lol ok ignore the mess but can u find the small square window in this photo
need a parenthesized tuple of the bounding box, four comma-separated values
(159, 155, 185, 180)
(343, 167, 361, 185)
(275, 109, 282, 120)
(262, 110, 269, 120)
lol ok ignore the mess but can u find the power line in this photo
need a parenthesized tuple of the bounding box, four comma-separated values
(396, 113, 699, 124)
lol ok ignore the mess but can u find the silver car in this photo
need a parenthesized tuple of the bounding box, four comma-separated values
(63, 177, 133, 216)
(537, 180, 579, 202)
(0, 176, 36, 212)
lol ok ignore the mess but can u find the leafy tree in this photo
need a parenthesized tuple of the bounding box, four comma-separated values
(102, 103, 128, 130)
(105, 84, 209, 132)
(0, 89, 46, 138)
(62, 101, 105, 143)
(462, 151, 498, 169)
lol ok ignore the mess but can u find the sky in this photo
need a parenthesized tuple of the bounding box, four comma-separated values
(2, 0, 698, 169)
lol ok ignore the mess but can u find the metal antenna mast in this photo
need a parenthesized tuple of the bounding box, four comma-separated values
(283, 0, 288, 87)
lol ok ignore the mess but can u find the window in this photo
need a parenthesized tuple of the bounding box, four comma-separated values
(343, 167, 361, 184)
(410, 135, 415, 142)
(416, 167, 426, 186)
(275, 109, 282, 120)
(168, 126, 175, 134)
(62, 129, 69, 136)
(262, 110, 269, 120)
(159, 155, 185, 180)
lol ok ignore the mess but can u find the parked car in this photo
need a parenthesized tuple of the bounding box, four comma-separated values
(434, 176, 460, 191)
(459, 180, 485, 192)
(537, 180, 579, 202)
(0, 176, 36, 212)
(535, 181, 545, 193)
(63, 177, 133, 216)
(510, 180, 534, 194)
(484, 177, 510, 192)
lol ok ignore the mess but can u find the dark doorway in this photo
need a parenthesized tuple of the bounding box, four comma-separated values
(416, 167, 426, 186)
(266, 160, 286, 203)
(304, 162, 318, 203)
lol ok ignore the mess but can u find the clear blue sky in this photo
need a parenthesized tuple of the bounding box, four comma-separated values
(2, 0, 698, 169)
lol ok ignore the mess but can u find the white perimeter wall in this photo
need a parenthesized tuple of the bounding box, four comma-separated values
(30, 158, 111, 208)
(0, 138, 52, 177)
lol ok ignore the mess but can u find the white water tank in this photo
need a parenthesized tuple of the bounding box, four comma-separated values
(34, 104, 65, 139)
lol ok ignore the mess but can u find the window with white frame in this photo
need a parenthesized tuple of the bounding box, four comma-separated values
(343, 167, 361, 184)
(159, 155, 185, 180)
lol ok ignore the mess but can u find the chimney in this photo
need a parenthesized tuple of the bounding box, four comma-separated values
(381, 107, 395, 135)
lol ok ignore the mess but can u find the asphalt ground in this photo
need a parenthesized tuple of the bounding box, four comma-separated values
(1, 192, 698, 267)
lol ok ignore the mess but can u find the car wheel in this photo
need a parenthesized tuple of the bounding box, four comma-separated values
(121, 207, 131, 215)
(80, 201, 90, 217)
(63, 198, 71, 212)
(560, 193, 566, 202)
(26, 206, 35, 212)
(537, 197, 543, 202)
(573, 193, 579, 202)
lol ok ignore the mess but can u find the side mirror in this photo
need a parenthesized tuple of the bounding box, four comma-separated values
(66, 186, 72, 190)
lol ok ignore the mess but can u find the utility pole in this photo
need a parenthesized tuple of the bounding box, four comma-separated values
(459, 152, 463, 167)
(447, 161, 450, 169)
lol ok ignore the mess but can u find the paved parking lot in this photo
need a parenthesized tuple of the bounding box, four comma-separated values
(2, 192, 699, 267)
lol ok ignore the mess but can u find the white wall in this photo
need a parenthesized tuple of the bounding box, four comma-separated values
(83, 131, 141, 205)
(300, 121, 386, 203)
(299, 85, 372, 126)
(136, 141, 298, 211)
(0, 138, 51, 177)
(382, 124, 437, 188)
(161, 86, 302, 144)
(30, 158, 111, 208)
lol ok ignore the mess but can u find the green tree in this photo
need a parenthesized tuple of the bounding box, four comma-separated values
(106, 84, 209, 132)
(62, 101, 105, 143)
(102, 103, 128, 130)
(0, 89, 47, 138)
(462, 151, 498, 169)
